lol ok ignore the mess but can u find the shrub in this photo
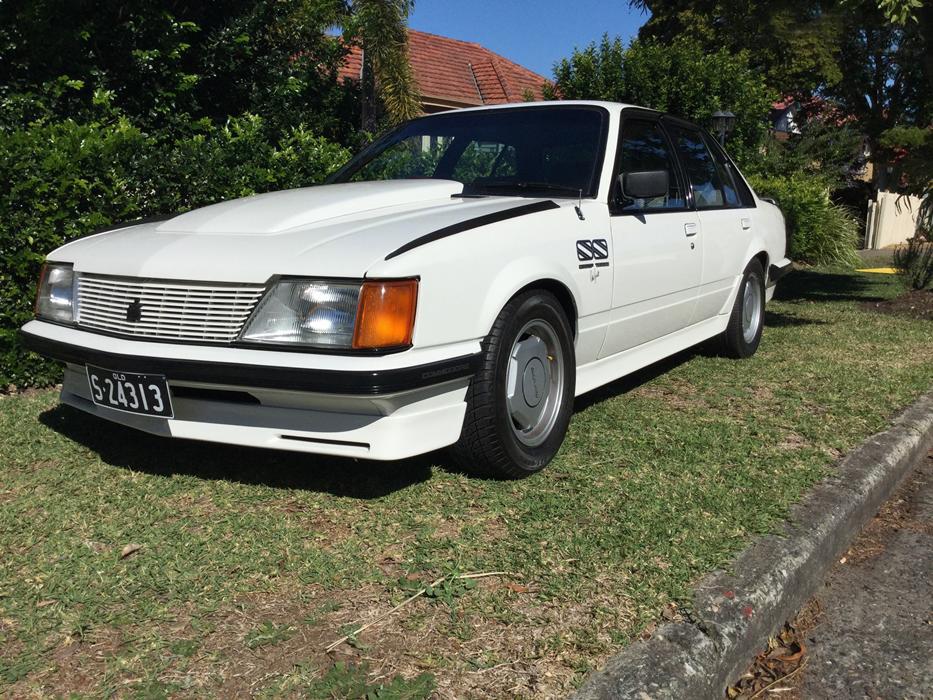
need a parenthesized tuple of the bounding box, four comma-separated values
(747, 173, 861, 268)
(892, 237, 933, 290)
(0, 115, 349, 388)
(128, 115, 351, 213)
(745, 122, 868, 190)
(0, 118, 147, 387)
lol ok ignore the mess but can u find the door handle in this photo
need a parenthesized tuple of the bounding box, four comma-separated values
(684, 223, 698, 237)
(741, 218, 751, 230)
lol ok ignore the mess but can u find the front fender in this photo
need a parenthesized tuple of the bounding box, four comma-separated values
(476, 257, 582, 339)
(369, 202, 611, 354)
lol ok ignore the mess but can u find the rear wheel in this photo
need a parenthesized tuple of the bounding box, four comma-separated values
(721, 259, 765, 358)
(451, 290, 575, 478)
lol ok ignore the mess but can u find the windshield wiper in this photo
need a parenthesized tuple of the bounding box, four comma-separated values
(470, 181, 582, 197)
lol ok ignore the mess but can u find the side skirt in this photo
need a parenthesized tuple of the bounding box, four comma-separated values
(574, 314, 729, 396)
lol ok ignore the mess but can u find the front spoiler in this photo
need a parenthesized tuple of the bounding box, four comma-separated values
(20, 329, 479, 396)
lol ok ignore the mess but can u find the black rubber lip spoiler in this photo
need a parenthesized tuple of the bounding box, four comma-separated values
(385, 200, 560, 260)
(20, 330, 479, 396)
(768, 262, 792, 287)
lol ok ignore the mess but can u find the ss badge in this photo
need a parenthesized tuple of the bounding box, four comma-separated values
(576, 239, 609, 269)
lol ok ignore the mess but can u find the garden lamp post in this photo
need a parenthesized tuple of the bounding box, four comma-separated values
(711, 110, 736, 145)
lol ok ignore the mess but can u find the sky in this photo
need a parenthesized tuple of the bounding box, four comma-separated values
(407, 0, 648, 78)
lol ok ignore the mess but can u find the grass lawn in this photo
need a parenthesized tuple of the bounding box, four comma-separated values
(1, 267, 931, 699)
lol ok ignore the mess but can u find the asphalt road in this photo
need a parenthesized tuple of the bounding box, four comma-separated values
(795, 449, 933, 699)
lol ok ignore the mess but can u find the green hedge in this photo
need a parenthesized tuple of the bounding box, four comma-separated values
(0, 115, 349, 388)
(747, 173, 860, 268)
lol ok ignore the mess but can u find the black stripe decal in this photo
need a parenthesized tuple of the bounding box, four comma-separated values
(385, 200, 561, 260)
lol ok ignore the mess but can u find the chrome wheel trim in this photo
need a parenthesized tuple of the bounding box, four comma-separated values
(505, 319, 565, 447)
(742, 275, 763, 344)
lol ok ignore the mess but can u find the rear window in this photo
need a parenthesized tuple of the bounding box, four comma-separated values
(667, 124, 728, 209)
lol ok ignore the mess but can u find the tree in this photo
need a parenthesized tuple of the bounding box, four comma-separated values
(628, 0, 845, 97)
(548, 35, 774, 162)
(344, 0, 421, 130)
(628, 0, 931, 135)
(627, 0, 931, 223)
(750, 119, 868, 189)
(827, 2, 931, 143)
(830, 0, 931, 226)
(873, 0, 927, 26)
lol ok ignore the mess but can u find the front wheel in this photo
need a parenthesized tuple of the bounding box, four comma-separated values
(451, 290, 575, 479)
(721, 259, 765, 358)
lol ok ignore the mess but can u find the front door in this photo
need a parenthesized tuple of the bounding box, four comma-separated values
(600, 116, 702, 358)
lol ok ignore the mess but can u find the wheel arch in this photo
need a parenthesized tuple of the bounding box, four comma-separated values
(511, 278, 578, 338)
(716, 247, 771, 317)
(752, 250, 769, 275)
(475, 255, 583, 344)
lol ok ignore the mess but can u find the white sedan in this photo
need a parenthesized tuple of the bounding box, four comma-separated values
(22, 101, 790, 478)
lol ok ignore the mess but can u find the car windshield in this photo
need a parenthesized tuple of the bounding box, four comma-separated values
(330, 106, 607, 198)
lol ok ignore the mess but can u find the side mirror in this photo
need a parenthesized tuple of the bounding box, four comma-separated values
(619, 170, 669, 200)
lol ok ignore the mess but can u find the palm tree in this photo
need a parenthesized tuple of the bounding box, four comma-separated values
(343, 0, 421, 130)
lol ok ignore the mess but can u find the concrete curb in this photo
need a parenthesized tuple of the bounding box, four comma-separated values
(572, 390, 933, 700)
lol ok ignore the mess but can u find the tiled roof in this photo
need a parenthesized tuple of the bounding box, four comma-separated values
(337, 29, 549, 106)
(340, 46, 363, 81)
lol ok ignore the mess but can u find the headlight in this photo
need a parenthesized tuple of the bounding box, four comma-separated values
(35, 263, 76, 323)
(240, 278, 417, 350)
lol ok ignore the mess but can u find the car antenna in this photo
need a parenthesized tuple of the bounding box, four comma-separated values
(575, 189, 585, 221)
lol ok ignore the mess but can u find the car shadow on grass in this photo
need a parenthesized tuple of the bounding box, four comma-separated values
(574, 304, 828, 413)
(39, 404, 438, 498)
(573, 346, 704, 413)
(764, 310, 829, 328)
(774, 268, 887, 303)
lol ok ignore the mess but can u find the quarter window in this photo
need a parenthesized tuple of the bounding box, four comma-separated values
(704, 133, 755, 207)
(616, 119, 686, 212)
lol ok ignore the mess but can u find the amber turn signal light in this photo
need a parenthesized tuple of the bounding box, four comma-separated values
(352, 279, 418, 349)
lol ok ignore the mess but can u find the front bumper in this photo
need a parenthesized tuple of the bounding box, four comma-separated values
(21, 321, 480, 460)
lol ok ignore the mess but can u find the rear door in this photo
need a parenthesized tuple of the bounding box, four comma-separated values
(663, 120, 755, 322)
(601, 113, 702, 358)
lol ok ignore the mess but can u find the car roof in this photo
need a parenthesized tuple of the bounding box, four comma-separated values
(438, 101, 713, 135)
(449, 100, 648, 115)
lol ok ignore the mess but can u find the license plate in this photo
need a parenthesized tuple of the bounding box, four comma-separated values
(86, 366, 173, 418)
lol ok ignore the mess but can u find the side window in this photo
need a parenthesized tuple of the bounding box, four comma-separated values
(668, 125, 726, 209)
(616, 119, 686, 212)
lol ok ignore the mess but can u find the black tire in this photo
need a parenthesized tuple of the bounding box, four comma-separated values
(721, 258, 766, 359)
(451, 290, 575, 479)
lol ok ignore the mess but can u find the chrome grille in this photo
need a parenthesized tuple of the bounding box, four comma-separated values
(75, 275, 267, 343)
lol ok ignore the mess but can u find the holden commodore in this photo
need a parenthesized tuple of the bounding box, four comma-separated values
(21, 102, 790, 478)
